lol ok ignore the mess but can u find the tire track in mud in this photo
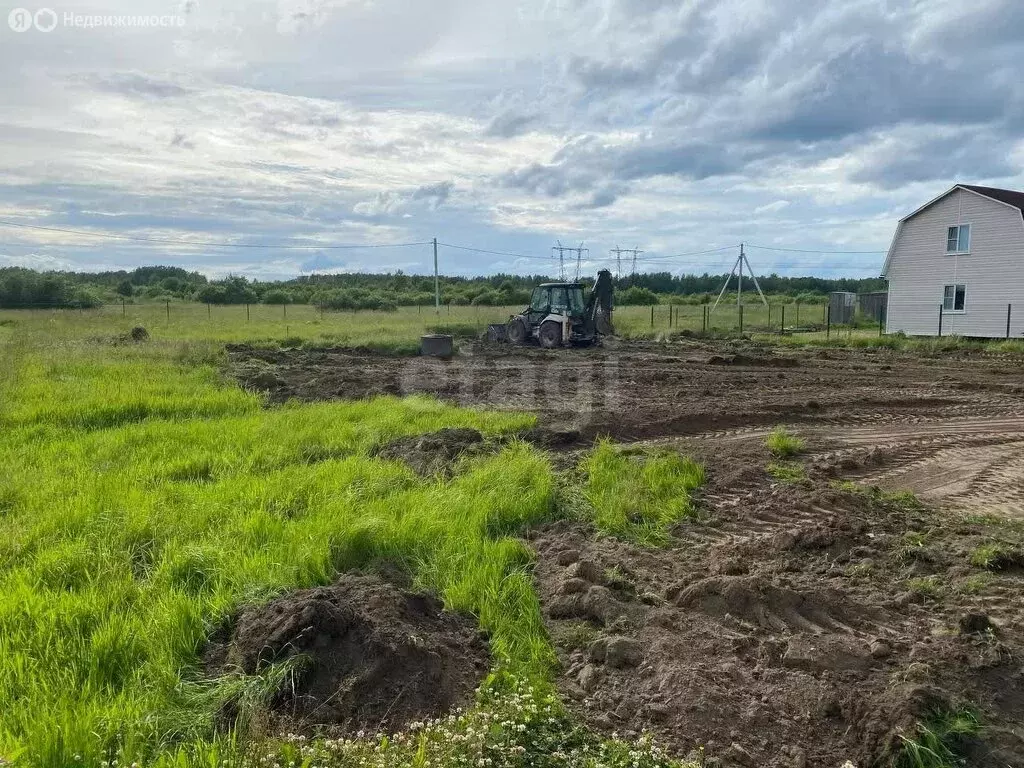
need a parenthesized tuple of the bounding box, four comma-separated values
(802, 416, 1024, 518)
(682, 413, 1024, 519)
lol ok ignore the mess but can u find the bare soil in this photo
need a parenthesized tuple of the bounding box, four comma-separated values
(228, 339, 1024, 765)
(530, 440, 1024, 768)
(206, 572, 489, 735)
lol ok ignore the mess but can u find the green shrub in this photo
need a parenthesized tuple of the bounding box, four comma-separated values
(619, 286, 660, 306)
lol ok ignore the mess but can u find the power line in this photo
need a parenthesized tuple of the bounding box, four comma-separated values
(633, 245, 739, 262)
(0, 220, 431, 250)
(438, 242, 554, 261)
(745, 243, 887, 255)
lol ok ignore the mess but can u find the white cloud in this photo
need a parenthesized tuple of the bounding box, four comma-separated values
(0, 0, 1022, 279)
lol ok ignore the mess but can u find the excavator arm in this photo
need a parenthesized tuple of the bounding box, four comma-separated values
(585, 269, 615, 336)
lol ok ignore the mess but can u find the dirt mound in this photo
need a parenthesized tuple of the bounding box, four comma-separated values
(374, 427, 486, 475)
(670, 575, 875, 634)
(208, 573, 489, 733)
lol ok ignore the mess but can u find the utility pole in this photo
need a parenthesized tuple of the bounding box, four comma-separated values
(553, 242, 590, 281)
(712, 243, 769, 313)
(738, 242, 744, 306)
(611, 247, 643, 283)
(433, 237, 440, 314)
(553, 241, 566, 281)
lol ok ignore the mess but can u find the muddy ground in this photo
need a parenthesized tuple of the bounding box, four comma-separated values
(229, 339, 1024, 766)
(206, 572, 489, 735)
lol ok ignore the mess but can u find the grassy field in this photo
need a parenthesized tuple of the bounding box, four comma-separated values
(0, 300, 825, 349)
(0, 310, 700, 767)
(9, 300, 1023, 355)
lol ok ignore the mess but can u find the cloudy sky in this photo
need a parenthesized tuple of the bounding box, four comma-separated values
(1, 0, 1022, 279)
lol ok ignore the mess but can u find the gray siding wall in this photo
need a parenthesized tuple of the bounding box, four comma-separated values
(886, 188, 1024, 338)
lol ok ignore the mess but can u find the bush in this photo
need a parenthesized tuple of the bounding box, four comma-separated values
(315, 289, 397, 312)
(0, 269, 76, 308)
(261, 289, 292, 305)
(471, 289, 500, 306)
(70, 288, 103, 309)
(619, 286, 660, 306)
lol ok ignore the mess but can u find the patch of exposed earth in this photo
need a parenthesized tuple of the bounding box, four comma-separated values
(531, 438, 1024, 768)
(205, 572, 489, 736)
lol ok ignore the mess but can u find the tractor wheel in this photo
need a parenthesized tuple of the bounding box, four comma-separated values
(539, 321, 563, 349)
(507, 317, 528, 345)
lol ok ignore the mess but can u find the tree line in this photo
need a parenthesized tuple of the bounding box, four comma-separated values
(0, 265, 886, 310)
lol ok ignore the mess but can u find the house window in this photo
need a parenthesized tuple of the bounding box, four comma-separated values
(946, 224, 971, 253)
(943, 284, 966, 312)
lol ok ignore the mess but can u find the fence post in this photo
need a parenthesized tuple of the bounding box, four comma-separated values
(826, 305, 831, 338)
(669, 302, 673, 328)
(703, 304, 708, 333)
(739, 304, 744, 334)
(781, 304, 785, 333)
(823, 302, 827, 324)
(650, 305, 654, 328)
(937, 305, 943, 337)
(121, 298, 126, 317)
(768, 304, 772, 328)
(1007, 304, 1013, 339)
(246, 303, 250, 322)
(878, 308, 884, 337)
(165, 300, 170, 321)
(207, 302, 211, 318)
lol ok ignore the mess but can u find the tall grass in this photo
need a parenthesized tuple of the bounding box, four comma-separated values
(765, 427, 805, 458)
(894, 707, 981, 768)
(581, 441, 705, 545)
(0, 335, 560, 766)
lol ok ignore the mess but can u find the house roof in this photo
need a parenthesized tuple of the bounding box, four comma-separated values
(881, 184, 1024, 277)
(958, 185, 1024, 213)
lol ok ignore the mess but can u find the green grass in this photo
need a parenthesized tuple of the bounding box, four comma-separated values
(906, 576, 944, 601)
(0, 335, 566, 766)
(0, 311, 714, 766)
(894, 531, 933, 564)
(969, 542, 1024, 571)
(894, 706, 981, 768)
(765, 427, 805, 458)
(766, 460, 807, 484)
(581, 441, 705, 546)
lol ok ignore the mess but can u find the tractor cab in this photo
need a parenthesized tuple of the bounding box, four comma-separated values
(527, 283, 586, 321)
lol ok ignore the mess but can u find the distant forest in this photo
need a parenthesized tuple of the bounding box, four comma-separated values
(0, 265, 886, 310)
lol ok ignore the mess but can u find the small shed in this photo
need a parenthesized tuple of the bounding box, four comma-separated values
(858, 291, 888, 323)
(829, 292, 856, 325)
